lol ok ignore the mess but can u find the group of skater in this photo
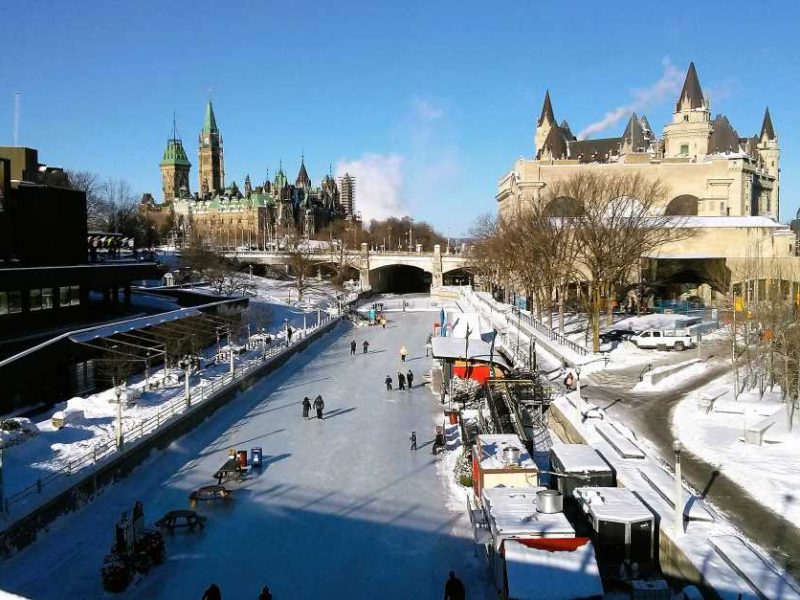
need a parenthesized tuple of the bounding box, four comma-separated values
(385, 369, 414, 391)
(301, 395, 325, 419)
(350, 339, 370, 355)
(202, 583, 272, 600)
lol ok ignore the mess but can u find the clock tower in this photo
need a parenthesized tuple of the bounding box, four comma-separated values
(198, 100, 224, 198)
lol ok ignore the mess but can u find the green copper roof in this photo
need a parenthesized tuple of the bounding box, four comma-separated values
(203, 100, 218, 133)
(160, 138, 191, 167)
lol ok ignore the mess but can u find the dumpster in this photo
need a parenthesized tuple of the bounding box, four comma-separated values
(251, 447, 263, 468)
(236, 450, 248, 468)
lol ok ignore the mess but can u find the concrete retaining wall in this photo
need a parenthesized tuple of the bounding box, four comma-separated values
(0, 319, 341, 558)
(646, 358, 702, 386)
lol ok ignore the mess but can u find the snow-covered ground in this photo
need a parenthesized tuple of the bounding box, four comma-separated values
(674, 374, 800, 525)
(0, 311, 493, 600)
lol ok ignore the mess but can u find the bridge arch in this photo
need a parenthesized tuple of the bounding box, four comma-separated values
(368, 264, 431, 293)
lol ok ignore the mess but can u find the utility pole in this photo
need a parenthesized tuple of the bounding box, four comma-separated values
(673, 440, 683, 536)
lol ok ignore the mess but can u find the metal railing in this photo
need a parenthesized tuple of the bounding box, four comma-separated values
(3, 312, 340, 514)
(459, 287, 595, 357)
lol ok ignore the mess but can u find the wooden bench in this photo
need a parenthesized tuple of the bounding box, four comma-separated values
(155, 510, 206, 532)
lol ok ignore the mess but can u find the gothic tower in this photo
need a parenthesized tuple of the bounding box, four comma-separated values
(159, 117, 191, 202)
(663, 62, 712, 159)
(757, 107, 780, 219)
(198, 100, 224, 198)
(534, 90, 557, 157)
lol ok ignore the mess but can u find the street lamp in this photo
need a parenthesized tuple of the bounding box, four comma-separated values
(673, 440, 683, 536)
(575, 365, 582, 397)
(180, 356, 192, 408)
(114, 382, 127, 449)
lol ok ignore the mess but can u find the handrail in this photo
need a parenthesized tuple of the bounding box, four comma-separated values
(1, 305, 354, 514)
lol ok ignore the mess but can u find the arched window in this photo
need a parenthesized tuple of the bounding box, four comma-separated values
(665, 195, 699, 216)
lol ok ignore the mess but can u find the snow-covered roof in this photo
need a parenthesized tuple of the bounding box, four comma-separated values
(483, 487, 575, 538)
(504, 539, 604, 600)
(431, 337, 511, 370)
(672, 216, 786, 229)
(573, 487, 654, 524)
(478, 434, 537, 471)
(551, 443, 611, 474)
(69, 307, 203, 343)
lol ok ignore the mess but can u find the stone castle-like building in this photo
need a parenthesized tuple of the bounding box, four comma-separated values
(499, 62, 779, 220)
(145, 101, 358, 246)
(497, 62, 792, 301)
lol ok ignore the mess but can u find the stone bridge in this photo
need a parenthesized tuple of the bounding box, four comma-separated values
(222, 243, 473, 292)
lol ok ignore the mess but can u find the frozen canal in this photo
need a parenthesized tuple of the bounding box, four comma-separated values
(0, 311, 493, 600)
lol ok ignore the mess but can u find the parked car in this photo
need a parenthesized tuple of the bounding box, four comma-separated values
(630, 329, 694, 351)
(599, 329, 639, 344)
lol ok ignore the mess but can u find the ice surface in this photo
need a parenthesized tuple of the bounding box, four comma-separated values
(0, 310, 494, 600)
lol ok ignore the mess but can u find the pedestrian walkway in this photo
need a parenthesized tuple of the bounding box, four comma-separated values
(0, 312, 493, 600)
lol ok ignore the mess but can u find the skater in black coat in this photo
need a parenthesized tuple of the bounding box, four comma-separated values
(410, 431, 417, 451)
(385, 375, 393, 390)
(362, 340, 370, 354)
(202, 584, 222, 600)
(406, 370, 414, 389)
(258, 586, 273, 600)
(302, 397, 311, 419)
(397, 372, 406, 391)
(350, 340, 357, 355)
(443, 571, 465, 600)
(313, 395, 325, 419)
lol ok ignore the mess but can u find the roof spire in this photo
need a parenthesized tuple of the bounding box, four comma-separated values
(760, 107, 776, 141)
(171, 111, 178, 141)
(538, 90, 556, 127)
(676, 62, 705, 111)
(203, 100, 218, 133)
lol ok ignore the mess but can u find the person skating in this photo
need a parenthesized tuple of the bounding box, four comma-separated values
(410, 431, 417, 451)
(400, 345, 408, 362)
(313, 394, 325, 419)
(406, 369, 414, 389)
(397, 372, 406, 391)
(381, 318, 386, 329)
(258, 585, 273, 600)
(202, 583, 222, 600)
(302, 396, 311, 419)
(563, 372, 575, 391)
(443, 571, 465, 600)
(350, 340, 357, 356)
(286, 326, 293, 345)
(362, 340, 370, 354)
(385, 375, 393, 391)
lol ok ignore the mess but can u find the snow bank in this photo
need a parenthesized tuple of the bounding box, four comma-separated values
(634, 359, 708, 391)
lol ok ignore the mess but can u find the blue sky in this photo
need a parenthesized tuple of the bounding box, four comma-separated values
(1, 0, 798, 234)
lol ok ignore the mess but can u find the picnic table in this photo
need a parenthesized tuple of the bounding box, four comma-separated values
(189, 484, 232, 503)
(155, 510, 206, 532)
(213, 458, 247, 484)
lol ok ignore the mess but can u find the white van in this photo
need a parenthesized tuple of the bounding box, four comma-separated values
(631, 329, 694, 351)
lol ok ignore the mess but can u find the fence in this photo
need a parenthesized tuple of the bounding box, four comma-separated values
(3, 311, 339, 515)
(458, 287, 595, 357)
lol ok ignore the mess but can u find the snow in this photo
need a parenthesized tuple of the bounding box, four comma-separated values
(550, 442, 611, 473)
(0, 309, 494, 600)
(573, 487, 654, 524)
(673, 373, 800, 526)
(613, 313, 694, 331)
(504, 539, 604, 600)
(482, 487, 575, 539)
(477, 434, 537, 470)
(710, 536, 800, 600)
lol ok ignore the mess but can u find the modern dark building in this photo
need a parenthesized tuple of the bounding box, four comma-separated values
(0, 146, 160, 354)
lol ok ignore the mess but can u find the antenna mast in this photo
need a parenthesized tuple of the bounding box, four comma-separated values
(13, 93, 20, 146)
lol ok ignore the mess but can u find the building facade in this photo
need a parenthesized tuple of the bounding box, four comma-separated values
(338, 172, 356, 218)
(143, 101, 355, 246)
(500, 63, 779, 221)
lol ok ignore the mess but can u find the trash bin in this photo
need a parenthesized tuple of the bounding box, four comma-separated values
(236, 450, 248, 469)
(251, 447, 262, 468)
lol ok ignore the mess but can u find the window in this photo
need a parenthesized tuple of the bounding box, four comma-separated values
(680, 144, 689, 155)
(41, 288, 53, 310)
(59, 285, 81, 307)
(8, 291, 21, 314)
(652, 331, 661, 338)
(29, 289, 42, 311)
(683, 115, 689, 122)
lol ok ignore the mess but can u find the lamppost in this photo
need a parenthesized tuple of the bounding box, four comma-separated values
(575, 366, 582, 397)
(114, 382, 127, 449)
(673, 440, 683, 536)
(180, 356, 192, 408)
(144, 349, 151, 389)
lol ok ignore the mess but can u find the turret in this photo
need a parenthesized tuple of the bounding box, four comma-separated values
(160, 116, 191, 202)
(534, 91, 557, 156)
(663, 62, 712, 159)
(757, 107, 780, 219)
